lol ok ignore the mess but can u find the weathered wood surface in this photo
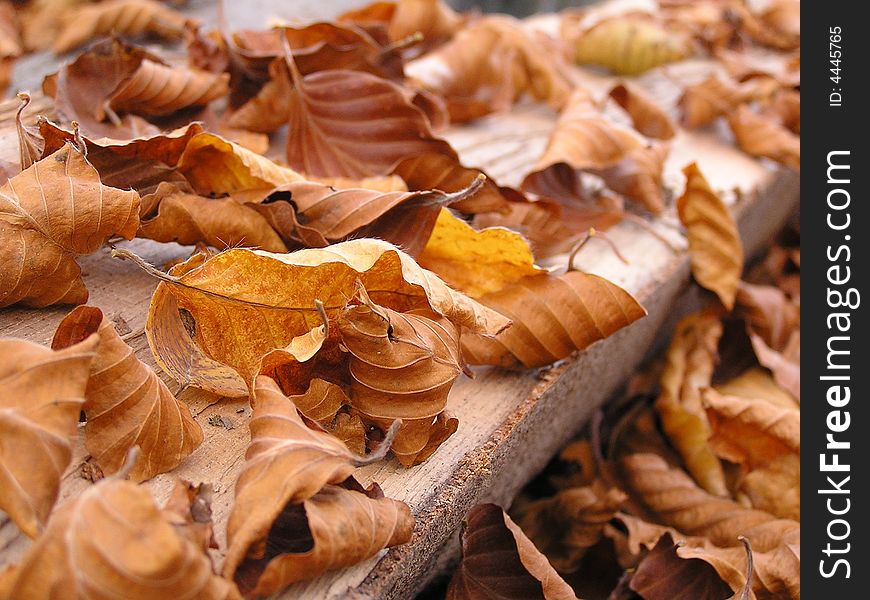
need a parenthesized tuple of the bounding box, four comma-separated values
(0, 6, 799, 599)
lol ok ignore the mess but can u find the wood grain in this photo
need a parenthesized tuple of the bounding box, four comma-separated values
(0, 14, 798, 600)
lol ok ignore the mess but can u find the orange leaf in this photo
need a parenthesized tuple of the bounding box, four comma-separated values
(52, 306, 203, 482)
(728, 105, 800, 171)
(2, 471, 240, 600)
(0, 336, 97, 538)
(0, 144, 140, 308)
(447, 504, 578, 600)
(461, 271, 646, 369)
(524, 89, 668, 213)
(224, 376, 413, 595)
(678, 74, 747, 128)
(139, 182, 289, 252)
(609, 82, 676, 140)
(54, 0, 188, 53)
(654, 310, 728, 496)
(677, 162, 743, 310)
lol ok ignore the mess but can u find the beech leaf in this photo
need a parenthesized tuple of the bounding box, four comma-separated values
(461, 271, 646, 369)
(0, 336, 97, 538)
(609, 82, 676, 140)
(52, 305, 204, 482)
(727, 105, 800, 171)
(0, 144, 140, 308)
(677, 162, 743, 310)
(447, 503, 578, 600)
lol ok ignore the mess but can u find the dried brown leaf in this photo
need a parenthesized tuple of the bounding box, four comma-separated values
(749, 332, 799, 402)
(677, 162, 743, 309)
(524, 89, 668, 213)
(609, 82, 676, 140)
(52, 306, 203, 482)
(728, 105, 800, 171)
(54, 0, 188, 54)
(0, 144, 140, 308)
(0, 337, 97, 538)
(337, 288, 464, 465)
(735, 281, 799, 351)
(2, 473, 239, 600)
(514, 484, 626, 573)
(447, 503, 578, 600)
(461, 270, 646, 369)
(619, 452, 799, 551)
(139, 182, 288, 252)
(128, 238, 509, 391)
(224, 376, 413, 595)
(678, 74, 747, 129)
(713, 368, 797, 410)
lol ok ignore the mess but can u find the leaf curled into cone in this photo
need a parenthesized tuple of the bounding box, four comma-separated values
(53, 0, 188, 54)
(654, 309, 728, 496)
(0, 143, 140, 308)
(0, 336, 97, 539)
(1, 463, 240, 600)
(122, 238, 508, 390)
(461, 270, 646, 369)
(677, 162, 743, 310)
(337, 287, 464, 465)
(51, 305, 203, 482)
(447, 503, 578, 600)
(224, 376, 413, 596)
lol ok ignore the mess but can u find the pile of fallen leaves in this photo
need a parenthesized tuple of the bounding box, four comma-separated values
(0, 0, 798, 598)
(446, 223, 800, 599)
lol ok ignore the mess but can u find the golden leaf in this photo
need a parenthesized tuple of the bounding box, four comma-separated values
(447, 503, 578, 600)
(609, 82, 676, 140)
(619, 452, 799, 551)
(524, 89, 668, 213)
(677, 162, 743, 310)
(0, 336, 96, 538)
(54, 0, 188, 53)
(52, 306, 203, 482)
(224, 376, 413, 595)
(714, 367, 797, 409)
(0, 144, 140, 308)
(568, 14, 692, 75)
(139, 182, 288, 252)
(2, 471, 239, 600)
(728, 105, 800, 171)
(514, 483, 626, 573)
(654, 310, 728, 495)
(126, 238, 509, 390)
(418, 208, 543, 298)
(704, 388, 800, 520)
(338, 290, 464, 465)
(461, 271, 646, 369)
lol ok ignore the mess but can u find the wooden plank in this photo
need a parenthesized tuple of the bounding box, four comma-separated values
(0, 18, 799, 600)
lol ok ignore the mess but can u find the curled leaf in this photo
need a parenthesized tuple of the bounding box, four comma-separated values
(462, 271, 646, 369)
(0, 144, 140, 308)
(727, 105, 800, 171)
(2, 473, 239, 600)
(735, 281, 799, 351)
(568, 14, 692, 75)
(52, 305, 203, 482)
(654, 310, 727, 496)
(678, 74, 747, 129)
(54, 0, 188, 53)
(224, 376, 413, 595)
(129, 238, 508, 390)
(524, 89, 668, 213)
(388, 0, 462, 50)
(677, 162, 743, 310)
(609, 82, 676, 140)
(0, 336, 97, 538)
(139, 182, 288, 252)
(514, 484, 626, 573)
(338, 290, 464, 465)
(619, 452, 799, 551)
(447, 503, 578, 600)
